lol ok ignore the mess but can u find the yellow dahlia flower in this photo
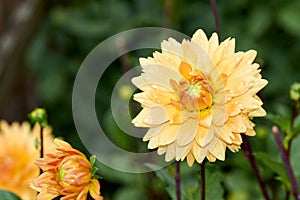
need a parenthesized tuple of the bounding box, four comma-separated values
(30, 139, 103, 200)
(0, 120, 55, 200)
(132, 29, 268, 166)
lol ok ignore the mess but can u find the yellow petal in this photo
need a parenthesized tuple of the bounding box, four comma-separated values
(161, 38, 183, 60)
(89, 179, 103, 200)
(153, 51, 181, 71)
(141, 64, 182, 90)
(186, 152, 195, 166)
(206, 153, 217, 162)
(159, 124, 180, 145)
(176, 118, 198, 146)
(218, 52, 243, 77)
(192, 142, 207, 164)
(157, 146, 167, 155)
(195, 125, 209, 147)
(143, 124, 164, 141)
(165, 143, 176, 162)
(197, 125, 215, 147)
(228, 144, 240, 152)
(242, 49, 257, 65)
(211, 105, 227, 126)
(227, 115, 247, 133)
(231, 133, 243, 145)
(182, 40, 197, 66)
(209, 139, 226, 161)
(218, 125, 234, 144)
(226, 100, 241, 116)
(208, 33, 219, 55)
(191, 29, 209, 52)
(176, 144, 192, 161)
(179, 61, 193, 80)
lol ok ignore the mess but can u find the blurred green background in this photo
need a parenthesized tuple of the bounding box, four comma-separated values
(0, 0, 299, 199)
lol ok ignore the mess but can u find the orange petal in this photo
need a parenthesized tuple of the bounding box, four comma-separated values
(89, 179, 103, 200)
(179, 61, 193, 80)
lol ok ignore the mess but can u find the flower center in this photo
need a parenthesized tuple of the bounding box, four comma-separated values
(188, 83, 202, 97)
(57, 166, 66, 182)
(57, 155, 91, 187)
(170, 61, 213, 112)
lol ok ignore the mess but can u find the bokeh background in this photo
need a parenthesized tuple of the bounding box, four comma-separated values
(0, 0, 299, 199)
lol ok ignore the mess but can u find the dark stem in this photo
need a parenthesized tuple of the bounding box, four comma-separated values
(285, 191, 290, 200)
(201, 162, 205, 200)
(40, 125, 43, 158)
(163, 0, 172, 28)
(210, 0, 220, 42)
(40, 125, 44, 174)
(175, 161, 181, 200)
(241, 136, 271, 200)
(272, 126, 300, 200)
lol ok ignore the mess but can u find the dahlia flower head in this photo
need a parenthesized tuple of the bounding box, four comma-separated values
(30, 139, 103, 200)
(132, 29, 268, 166)
(0, 120, 55, 200)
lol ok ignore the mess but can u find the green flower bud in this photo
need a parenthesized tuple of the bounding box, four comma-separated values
(290, 82, 300, 101)
(28, 108, 48, 127)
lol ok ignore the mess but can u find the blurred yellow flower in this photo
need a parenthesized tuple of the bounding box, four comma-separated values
(31, 139, 103, 200)
(0, 120, 55, 200)
(132, 29, 268, 166)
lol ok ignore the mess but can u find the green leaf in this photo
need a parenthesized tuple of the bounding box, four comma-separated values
(292, 115, 300, 135)
(266, 113, 290, 132)
(89, 155, 96, 166)
(146, 163, 189, 200)
(0, 190, 21, 200)
(205, 165, 224, 200)
(253, 152, 290, 189)
(193, 165, 224, 200)
(291, 136, 300, 178)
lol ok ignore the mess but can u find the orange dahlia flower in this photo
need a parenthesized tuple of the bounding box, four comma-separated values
(132, 29, 268, 166)
(30, 139, 103, 200)
(0, 120, 55, 200)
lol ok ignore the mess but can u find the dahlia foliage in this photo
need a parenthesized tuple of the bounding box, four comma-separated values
(132, 29, 268, 166)
(30, 139, 103, 200)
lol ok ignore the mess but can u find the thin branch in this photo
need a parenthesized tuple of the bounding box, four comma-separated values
(40, 125, 44, 158)
(175, 161, 181, 200)
(241, 136, 271, 200)
(201, 162, 205, 200)
(287, 100, 299, 155)
(272, 126, 300, 200)
(209, 0, 220, 42)
(39, 125, 43, 175)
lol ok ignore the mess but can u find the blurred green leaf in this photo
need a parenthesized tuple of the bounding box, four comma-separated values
(247, 6, 271, 37)
(293, 115, 300, 134)
(147, 163, 189, 200)
(113, 186, 146, 200)
(266, 113, 291, 132)
(291, 136, 300, 178)
(253, 152, 290, 189)
(277, 1, 300, 35)
(0, 191, 21, 200)
(193, 165, 224, 200)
